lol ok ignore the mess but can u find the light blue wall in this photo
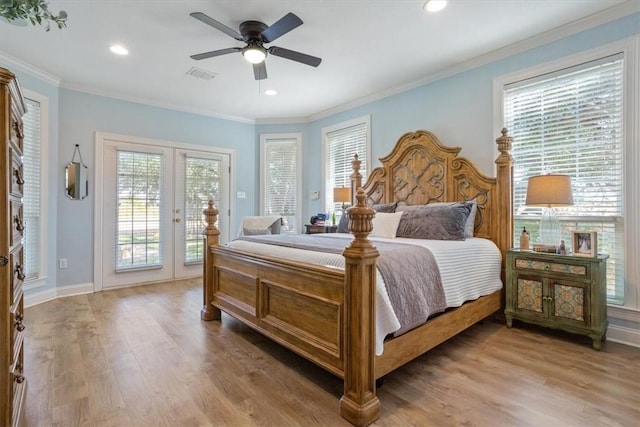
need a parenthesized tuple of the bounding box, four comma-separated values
(56, 90, 255, 286)
(11, 11, 639, 292)
(254, 122, 310, 224)
(9, 69, 59, 294)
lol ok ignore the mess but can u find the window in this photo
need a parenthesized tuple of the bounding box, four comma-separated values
(260, 133, 301, 233)
(504, 54, 625, 303)
(22, 94, 47, 284)
(183, 156, 221, 263)
(116, 151, 163, 270)
(322, 116, 370, 215)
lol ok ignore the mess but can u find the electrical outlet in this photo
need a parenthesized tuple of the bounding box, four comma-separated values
(59, 258, 67, 269)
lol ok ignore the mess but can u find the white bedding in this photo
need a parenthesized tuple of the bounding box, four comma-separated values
(226, 234, 502, 355)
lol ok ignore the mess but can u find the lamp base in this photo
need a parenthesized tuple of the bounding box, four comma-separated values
(539, 207, 561, 246)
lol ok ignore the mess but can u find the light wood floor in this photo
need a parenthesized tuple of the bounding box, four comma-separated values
(23, 279, 639, 427)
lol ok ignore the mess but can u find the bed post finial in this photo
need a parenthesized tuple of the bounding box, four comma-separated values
(201, 198, 221, 321)
(350, 154, 363, 204)
(494, 128, 514, 279)
(341, 187, 380, 425)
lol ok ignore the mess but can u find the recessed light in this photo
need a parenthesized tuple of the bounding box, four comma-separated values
(110, 44, 129, 55)
(264, 89, 277, 96)
(424, 0, 447, 13)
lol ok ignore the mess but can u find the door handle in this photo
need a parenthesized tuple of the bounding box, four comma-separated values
(0, 255, 8, 267)
(175, 218, 181, 223)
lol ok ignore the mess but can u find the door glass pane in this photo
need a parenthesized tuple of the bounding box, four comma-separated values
(184, 156, 220, 263)
(116, 151, 163, 270)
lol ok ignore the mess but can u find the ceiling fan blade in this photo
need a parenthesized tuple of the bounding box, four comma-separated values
(253, 62, 267, 80)
(260, 12, 303, 43)
(268, 46, 322, 67)
(190, 12, 244, 41)
(190, 47, 241, 60)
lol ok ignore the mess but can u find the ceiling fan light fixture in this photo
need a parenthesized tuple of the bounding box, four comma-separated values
(424, 0, 448, 13)
(242, 45, 267, 64)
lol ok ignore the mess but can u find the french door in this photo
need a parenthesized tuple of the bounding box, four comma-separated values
(96, 135, 230, 290)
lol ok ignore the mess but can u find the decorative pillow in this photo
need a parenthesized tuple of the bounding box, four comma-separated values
(370, 212, 403, 239)
(464, 199, 478, 238)
(337, 212, 350, 233)
(395, 203, 472, 240)
(372, 202, 397, 213)
(242, 227, 272, 236)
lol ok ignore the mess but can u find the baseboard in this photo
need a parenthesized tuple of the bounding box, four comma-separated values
(22, 282, 640, 349)
(24, 282, 94, 308)
(606, 324, 640, 348)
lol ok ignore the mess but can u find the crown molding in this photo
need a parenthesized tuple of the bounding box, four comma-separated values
(0, 50, 61, 86)
(305, 0, 639, 123)
(59, 80, 255, 124)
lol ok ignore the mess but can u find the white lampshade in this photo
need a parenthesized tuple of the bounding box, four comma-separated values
(242, 45, 266, 64)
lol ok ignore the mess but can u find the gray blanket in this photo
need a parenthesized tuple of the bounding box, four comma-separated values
(235, 234, 446, 336)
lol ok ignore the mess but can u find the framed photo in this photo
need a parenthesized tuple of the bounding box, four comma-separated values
(572, 231, 597, 257)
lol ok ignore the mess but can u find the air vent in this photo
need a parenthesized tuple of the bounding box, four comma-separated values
(186, 66, 217, 80)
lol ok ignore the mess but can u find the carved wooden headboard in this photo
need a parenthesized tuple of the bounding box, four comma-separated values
(350, 129, 514, 257)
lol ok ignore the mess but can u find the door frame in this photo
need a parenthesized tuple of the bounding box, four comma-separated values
(94, 132, 235, 292)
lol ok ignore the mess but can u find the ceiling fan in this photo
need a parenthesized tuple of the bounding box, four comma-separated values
(190, 11, 322, 80)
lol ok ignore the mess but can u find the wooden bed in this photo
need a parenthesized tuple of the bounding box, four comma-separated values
(200, 129, 514, 426)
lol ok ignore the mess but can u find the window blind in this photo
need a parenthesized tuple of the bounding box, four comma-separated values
(505, 55, 624, 302)
(325, 121, 368, 214)
(263, 139, 298, 233)
(184, 156, 220, 263)
(22, 98, 41, 280)
(115, 150, 163, 270)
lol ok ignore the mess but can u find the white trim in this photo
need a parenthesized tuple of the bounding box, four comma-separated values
(5, 3, 636, 124)
(321, 115, 371, 211)
(493, 35, 639, 309)
(0, 51, 61, 86)
(309, 2, 639, 123)
(61, 81, 255, 124)
(259, 133, 303, 233)
(94, 132, 236, 292)
(607, 324, 640, 348)
(21, 89, 49, 286)
(24, 282, 94, 308)
(609, 304, 640, 323)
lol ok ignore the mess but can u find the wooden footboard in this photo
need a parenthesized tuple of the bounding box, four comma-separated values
(201, 129, 514, 426)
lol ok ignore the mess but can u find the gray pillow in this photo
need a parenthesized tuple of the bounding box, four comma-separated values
(372, 202, 397, 213)
(396, 203, 472, 240)
(337, 212, 350, 233)
(465, 200, 477, 238)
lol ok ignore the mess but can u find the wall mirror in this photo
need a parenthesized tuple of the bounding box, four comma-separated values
(66, 144, 88, 200)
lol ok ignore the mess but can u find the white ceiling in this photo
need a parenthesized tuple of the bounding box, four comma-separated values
(0, 0, 634, 122)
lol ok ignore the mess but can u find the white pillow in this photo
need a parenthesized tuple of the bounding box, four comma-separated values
(370, 212, 403, 238)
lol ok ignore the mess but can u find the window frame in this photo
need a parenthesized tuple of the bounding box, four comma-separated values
(259, 133, 302, 233)
(493, 36, 639, 310)
(321, 115, 371, 215)
(21, 89, 49, 291)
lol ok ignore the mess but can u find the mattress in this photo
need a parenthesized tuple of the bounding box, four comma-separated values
(226, 233, 502, 355)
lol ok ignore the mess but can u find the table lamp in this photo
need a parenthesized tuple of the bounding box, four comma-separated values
(525, 174, 573, 245)
(333, 187, 351, 211)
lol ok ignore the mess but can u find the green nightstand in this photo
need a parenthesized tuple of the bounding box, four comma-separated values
(505, 249, 608, 350)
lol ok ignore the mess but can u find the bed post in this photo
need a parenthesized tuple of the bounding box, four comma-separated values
(201, 198, 221, 321)
(494, 128, 514, 266)
(340, 188, 380, 426)
(350, 154, 363, 204)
